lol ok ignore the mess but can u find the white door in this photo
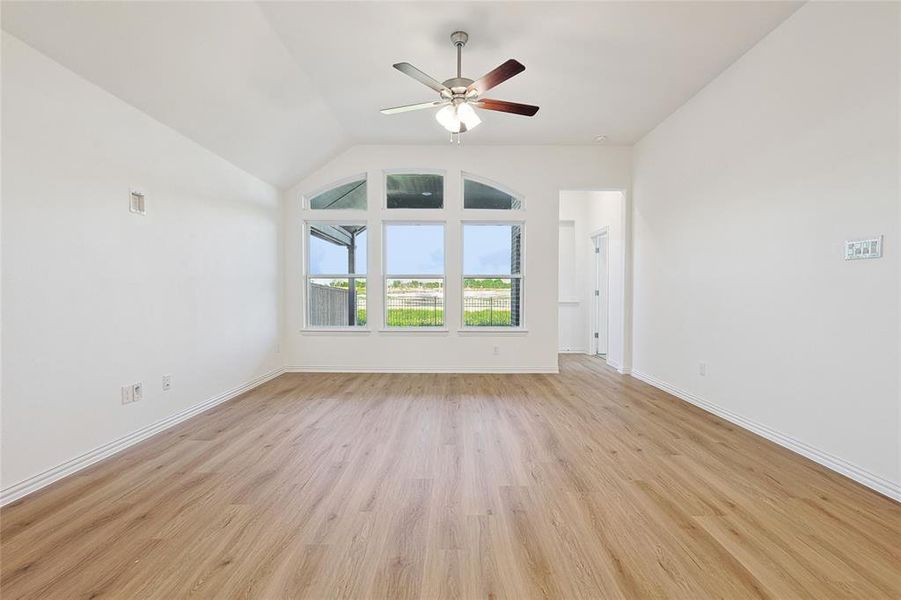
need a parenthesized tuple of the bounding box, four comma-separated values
(593, 234, 608, 357)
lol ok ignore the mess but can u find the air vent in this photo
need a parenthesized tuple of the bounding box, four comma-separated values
(129, 189, 147, 215)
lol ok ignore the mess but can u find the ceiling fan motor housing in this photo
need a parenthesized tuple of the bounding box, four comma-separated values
(443, 77, 475, 97)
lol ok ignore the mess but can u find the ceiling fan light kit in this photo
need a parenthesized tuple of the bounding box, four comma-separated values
(381, 31, 539, 141)
(436, 102, 481, 134)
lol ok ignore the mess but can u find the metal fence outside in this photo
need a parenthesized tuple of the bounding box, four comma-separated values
(462, 296, 512, 327)
(311, 286, 514, 327)
(385, 295, 444, 327)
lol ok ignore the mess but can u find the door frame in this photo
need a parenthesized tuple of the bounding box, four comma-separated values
(588, 226, 610, 360)
(589, 227, 609, 358)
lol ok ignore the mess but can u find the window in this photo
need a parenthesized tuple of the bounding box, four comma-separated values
(386, 173, 443, 209)
(306, 223, 367, 327)
(384, 223, 445, 327)
(463, 177, 522, 210)
(308, 177, 366, 210)
(462, 224, 523, 327)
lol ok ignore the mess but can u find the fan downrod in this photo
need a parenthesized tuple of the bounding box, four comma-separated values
(445, 31, 473, 91)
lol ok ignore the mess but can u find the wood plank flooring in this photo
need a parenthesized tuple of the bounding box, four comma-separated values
(1, 355, 899, 599)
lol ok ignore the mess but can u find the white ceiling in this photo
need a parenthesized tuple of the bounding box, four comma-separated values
(2, 1, 801, 188)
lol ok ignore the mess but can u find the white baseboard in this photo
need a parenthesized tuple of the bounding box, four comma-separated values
(630, 370, 900, 502)
(0, 367, 286, 507)
(556, 352, 631, 375)
(605, 358, 631, 375)
(285, 365, 559, 374)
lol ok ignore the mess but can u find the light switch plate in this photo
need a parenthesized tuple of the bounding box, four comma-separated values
(844, 236, 883, 260)
(129, 189, 147, 215)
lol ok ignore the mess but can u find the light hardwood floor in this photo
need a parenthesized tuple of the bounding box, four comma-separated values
(1, 355, 899, 599)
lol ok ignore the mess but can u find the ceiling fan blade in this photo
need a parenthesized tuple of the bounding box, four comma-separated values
(467, 59, 525, 95)
(393, 63, 450, 94)
(380, 100, 449, 115)
(473, 99, 539, 117)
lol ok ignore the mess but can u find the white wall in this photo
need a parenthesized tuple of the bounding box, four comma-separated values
(284, 145, 631, 372)
(558, 191, 626, 371)
(557, 218, 580, 351)
(1, 34, 282, 495)
(632, 2, 900, 496)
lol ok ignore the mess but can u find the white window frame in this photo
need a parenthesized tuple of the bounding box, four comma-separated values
(303, 173, 368, 211)
(460, 221, 525, 331)
(382, 221, 448, 331)
(461, 172, 525, 211)
(304, 220, 369, 331)
(383, 168, 447, 211)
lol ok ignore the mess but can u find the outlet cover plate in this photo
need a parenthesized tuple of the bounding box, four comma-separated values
(845, 236, 883, 260)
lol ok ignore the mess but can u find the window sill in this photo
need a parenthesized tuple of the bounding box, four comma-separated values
(457, 328, 529, 335)
(301, 328, 371, 335)
(378, 328, 449, 335)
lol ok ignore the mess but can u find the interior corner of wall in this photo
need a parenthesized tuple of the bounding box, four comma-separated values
(282, 138, 357, 192)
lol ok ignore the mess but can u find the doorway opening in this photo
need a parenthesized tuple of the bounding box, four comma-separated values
(557, 190, 627, 372)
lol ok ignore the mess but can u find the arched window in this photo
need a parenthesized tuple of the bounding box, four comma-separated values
(306, 175, 367, 210)
(386, 171, 444, 209)
(463, 175, 522, 210)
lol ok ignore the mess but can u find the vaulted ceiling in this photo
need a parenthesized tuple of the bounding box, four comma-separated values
(1, 1, 802, 188)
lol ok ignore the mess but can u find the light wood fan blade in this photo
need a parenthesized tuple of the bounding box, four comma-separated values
(380, 100, 449, 115)
(467, 59, 525, 95)
(473, 99, 539, 116)
(393, 63, 450, 94)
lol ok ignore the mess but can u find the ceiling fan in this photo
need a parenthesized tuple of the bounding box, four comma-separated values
(380, 31, 539, 137)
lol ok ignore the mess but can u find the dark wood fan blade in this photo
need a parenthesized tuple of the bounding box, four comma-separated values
(467, 59, 525, 95)
(473, 99, 539, 116)
(393, 63, 450, 94)
(380, 100, 449, 115)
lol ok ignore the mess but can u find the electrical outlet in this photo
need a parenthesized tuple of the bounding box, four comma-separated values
(844, 236, 883, 260)
(162, 374, 172, 391)
(121, 385, 134, 405)
(493, 346, 500, 356)
(132, 382, 143, 402)
(699, 362, 707, 376)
